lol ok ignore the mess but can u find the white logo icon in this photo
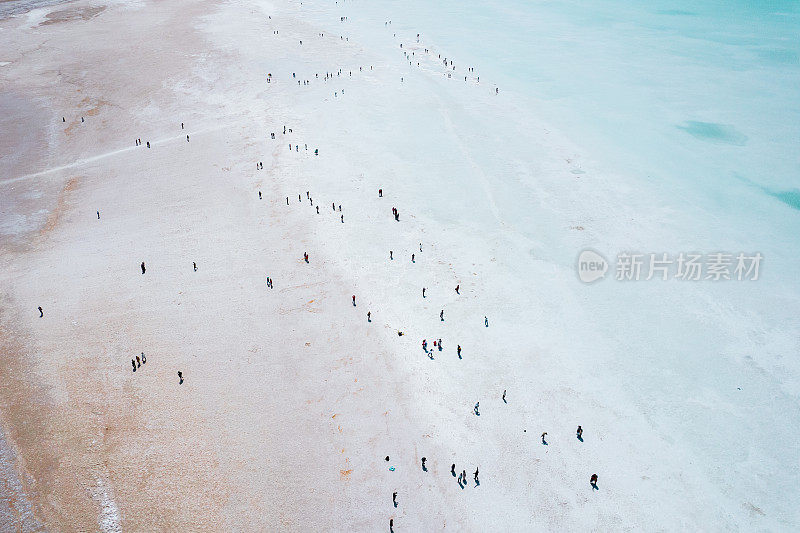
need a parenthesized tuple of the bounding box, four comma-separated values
(577, 250, 608, 283)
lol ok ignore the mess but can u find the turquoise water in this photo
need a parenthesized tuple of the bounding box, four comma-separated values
(355, 0, 800, 197)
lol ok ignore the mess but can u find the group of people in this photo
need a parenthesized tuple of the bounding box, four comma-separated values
(131, 352, 146, 372)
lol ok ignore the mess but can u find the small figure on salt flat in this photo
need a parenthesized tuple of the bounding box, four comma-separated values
(590, 474, 598, 490)
(577, 426, 583, 441)
(141, 261, 146, 274)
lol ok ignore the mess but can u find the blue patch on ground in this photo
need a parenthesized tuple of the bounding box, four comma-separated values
(733, 173, 800, 211)
(771, 189, 800, 210)
(677, 121, 748, 145)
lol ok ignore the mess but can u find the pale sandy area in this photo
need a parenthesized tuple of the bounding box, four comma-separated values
(0, 0, 447, 529)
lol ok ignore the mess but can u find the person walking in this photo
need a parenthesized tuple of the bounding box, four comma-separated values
(38, 306, 43, 318)
(455, 284, 459, 294)
(457, 345, 461, 358)
(440, 309, 444, 321)
(352, 295, 356, 306)
(590, 474, 598, 489)
(502, 389, 507, 403)
(577, 426, 583, 441)
(141, 262, 146, 274)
